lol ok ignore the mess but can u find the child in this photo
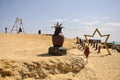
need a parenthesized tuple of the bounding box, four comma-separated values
(84, 46, 90, 58)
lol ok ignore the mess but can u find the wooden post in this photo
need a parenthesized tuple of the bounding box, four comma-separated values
(98, 45, 101, 53)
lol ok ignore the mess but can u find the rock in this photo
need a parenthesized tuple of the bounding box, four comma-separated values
(48, 47, 67, 56)
(0, 55, 85, 80)
(1, 69, 13, 77)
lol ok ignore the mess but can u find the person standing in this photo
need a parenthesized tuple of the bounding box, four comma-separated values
(5, 27, 7, 33)
(38, 30, 41, 34)
(84, 46, 90, 58)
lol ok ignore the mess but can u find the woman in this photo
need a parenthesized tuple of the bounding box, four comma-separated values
(84, 46, 90, 58)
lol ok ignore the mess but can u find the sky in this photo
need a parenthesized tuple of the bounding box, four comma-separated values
(0, 0, 120, 42)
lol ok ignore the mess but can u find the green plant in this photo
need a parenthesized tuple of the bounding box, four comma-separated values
(52, 22, 64, 28)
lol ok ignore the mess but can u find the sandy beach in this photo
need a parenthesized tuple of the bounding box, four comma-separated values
(0, 33, 120, 80)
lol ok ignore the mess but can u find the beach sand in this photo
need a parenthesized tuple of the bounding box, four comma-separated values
(0, 33, 120, 80)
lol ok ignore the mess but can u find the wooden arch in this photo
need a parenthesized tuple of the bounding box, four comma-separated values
(84, 28, 111, 55)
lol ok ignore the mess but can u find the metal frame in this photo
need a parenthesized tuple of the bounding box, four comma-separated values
(10, 18, 25, 33)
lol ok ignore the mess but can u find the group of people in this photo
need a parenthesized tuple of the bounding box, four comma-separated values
(5, 27, 23, 33)
(5, 27, 42, 34)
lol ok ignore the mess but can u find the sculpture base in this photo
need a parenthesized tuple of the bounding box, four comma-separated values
(48, 47, 67, 56)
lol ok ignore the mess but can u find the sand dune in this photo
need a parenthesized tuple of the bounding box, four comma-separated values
(0, 33, 120, 80)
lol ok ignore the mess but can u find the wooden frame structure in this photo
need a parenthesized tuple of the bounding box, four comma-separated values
(84, 28, 111, 55)
(10, 18, 25, 33)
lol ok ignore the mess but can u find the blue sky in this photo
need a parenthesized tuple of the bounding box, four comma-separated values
(0, 0, 120, 42)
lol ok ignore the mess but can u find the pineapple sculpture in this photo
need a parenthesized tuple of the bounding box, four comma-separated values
(48, 22, 67, 56)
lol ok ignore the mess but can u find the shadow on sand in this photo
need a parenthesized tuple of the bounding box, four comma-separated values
(100, 54, 110, 57)
(37, 53, 52, 57)
(90, 54, 110, 58)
